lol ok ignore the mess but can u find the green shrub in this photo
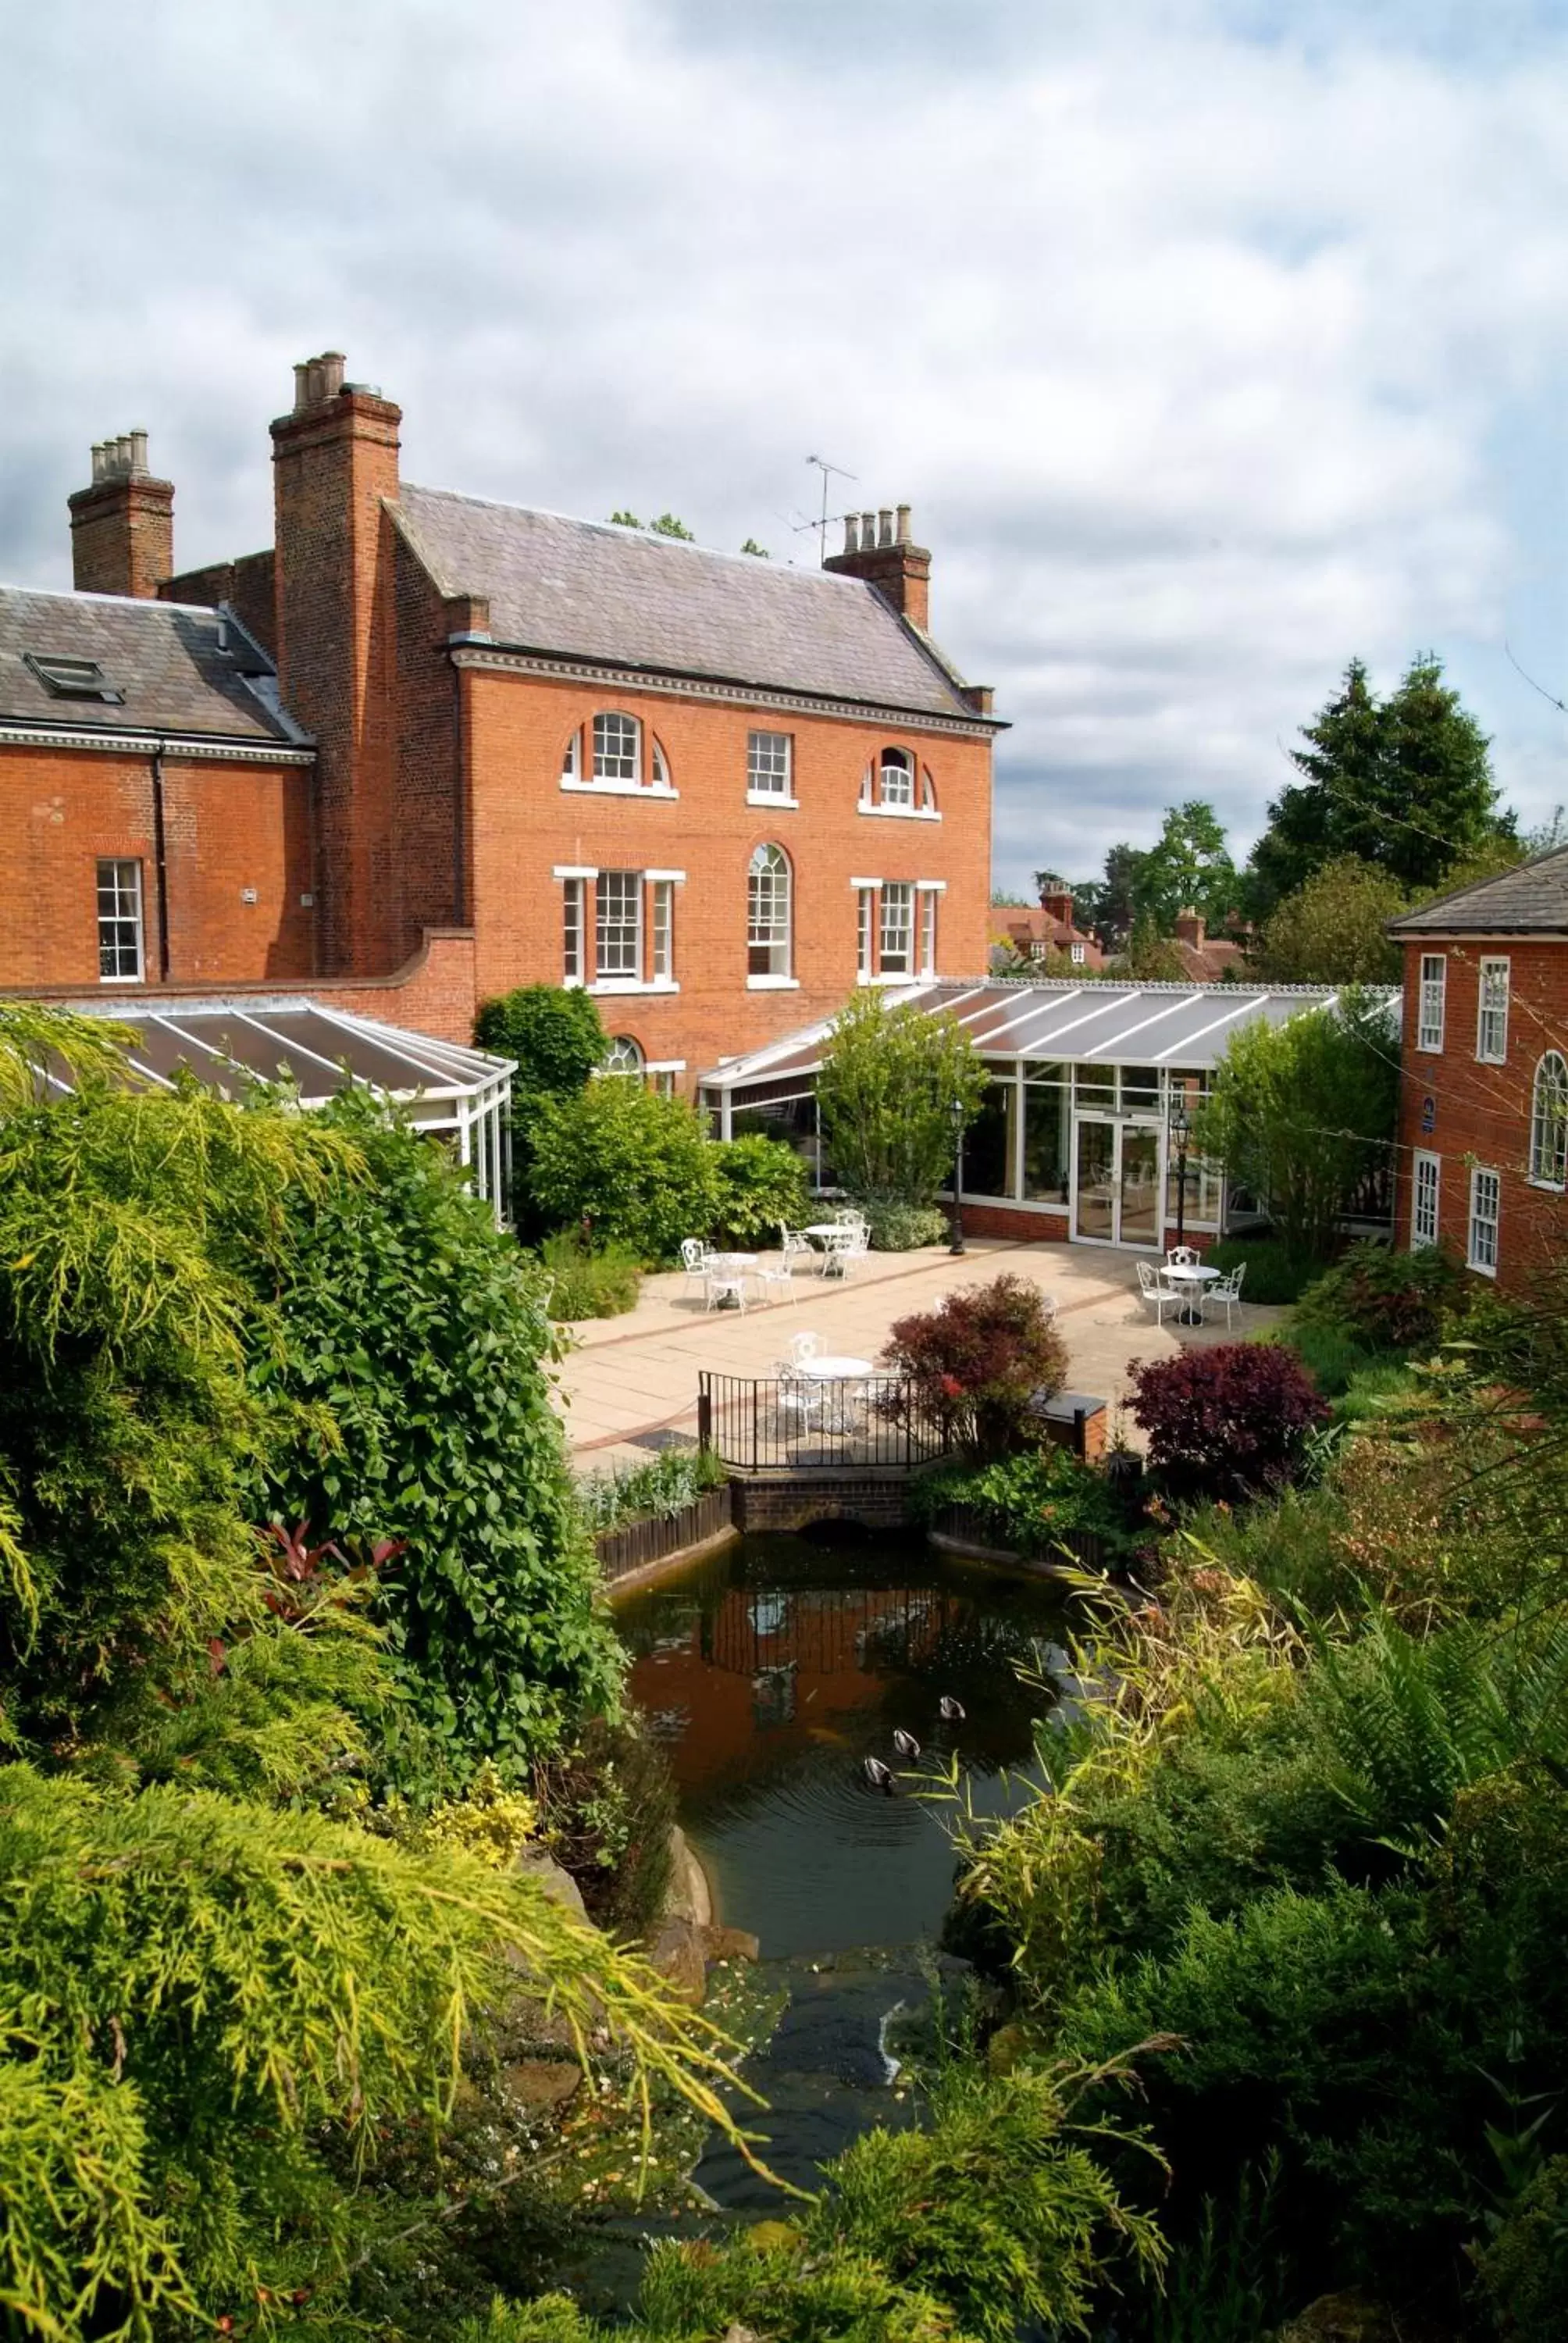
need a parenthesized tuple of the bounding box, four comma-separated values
(1281, 1318, 1374, 1397)
(855, 1196, 950, 1250)
(253, 1092, 622, 1785)
(537, 1228, 641, 1320)
(533, 1713, 678, 1940)
(1295, 1239, 1469, 1357)
(708, 1130, 809, 1246)
(1474, 2156, 1568, 2343)
(1181, 1483, 1357, 1618)
(911, 1446, 1130, 1559)
(474, 985, 607, 1095)
(1206, 1234, 1319, 1304)
(886, 1275, 1070, 1457)
(576, 1445, 728, 1537)
(529, 1079, 718, 1263)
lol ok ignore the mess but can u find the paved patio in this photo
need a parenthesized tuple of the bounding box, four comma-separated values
(554, 1239, 1280, 1475)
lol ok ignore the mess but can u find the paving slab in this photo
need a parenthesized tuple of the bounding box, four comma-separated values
(555, 1240, 1281, 1476)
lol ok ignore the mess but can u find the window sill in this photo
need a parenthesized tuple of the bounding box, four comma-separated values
(1414, 1041, 1445, 1055)
(98, 975, 145, 987)
(1476, 1053, 1507, 1068)
(1527, 1176, 1566, 1193)
(747, 791, 799, 810)
(857, 970, 923, 986)
(747, 975, 800, 990)
(857, 802, 941, 820)
(587, 978, 679, 996)
(561, 779, 679, 801)
(1466, 1254, 1498, 1278)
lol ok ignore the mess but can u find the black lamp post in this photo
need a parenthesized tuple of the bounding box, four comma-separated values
(1167, 1091, 1192, 1250)
(948, 1097, 967, 1256)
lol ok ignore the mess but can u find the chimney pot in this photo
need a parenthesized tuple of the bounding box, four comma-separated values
(128, 429, 149, 474)
(320, 351, 347, 398)
(895, 503, 912, 544)
(843, 512, 859, 554)
(878, 508, 893, 547)
(861, 510, 876, 545)
(293, 362, 310, 412)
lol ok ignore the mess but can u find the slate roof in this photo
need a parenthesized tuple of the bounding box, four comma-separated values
(393, 485, 985, 722)
(0, 586, 302, 747)
(1387, 847, 1568, 936)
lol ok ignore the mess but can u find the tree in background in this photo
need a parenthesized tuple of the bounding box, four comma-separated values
(1250, 854, 1407, 986)
(1248, 654, 1511, 914)
(607, 510, 695, 539)
(818, 989, 987, 1207)
(1131, 799, 1239, 931)
(1194, 990, 1399, 1259)
(1064, 840, 1142, 950)
(1121, 911, 1188, 982)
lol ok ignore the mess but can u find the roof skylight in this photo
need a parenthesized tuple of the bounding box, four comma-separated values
(23, 651, 123, 704)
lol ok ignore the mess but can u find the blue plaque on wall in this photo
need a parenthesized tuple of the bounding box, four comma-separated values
(1421, 1094, 1436, 1134)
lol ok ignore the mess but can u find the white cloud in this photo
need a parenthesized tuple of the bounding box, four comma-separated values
(3, 0, 1566, 885)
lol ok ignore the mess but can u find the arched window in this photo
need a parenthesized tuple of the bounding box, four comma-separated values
(921, 764, 937, 811)
(747, 843, 792, 980)
(879, 746, 914, 807)
(561, 729, 580, 782)
(592, 711, 642, 783)
(651, 736, 672, 789)
(604, 1034, 644, 1076)
(1531, 1051, 1568, 1188)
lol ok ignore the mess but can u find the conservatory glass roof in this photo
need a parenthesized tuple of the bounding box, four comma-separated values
(39, 997, 514, 1129)
(700, 979, 1377, 1090)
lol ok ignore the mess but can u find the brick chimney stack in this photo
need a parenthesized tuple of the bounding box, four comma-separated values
(270, 351, 402, 974)
(68, 431, 174, 598)
(822, 498, 932, 633)
(1040, 886, 1077, 930)
(1174, 908, 1206, 950)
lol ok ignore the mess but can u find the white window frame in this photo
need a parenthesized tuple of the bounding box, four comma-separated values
(562, 877, 586, 982)
(747, 729, 795, 806)
(915, 878, 944, 979)
(602, 1034, 645, 1076)
(1467, 1164, 1500, 1276)
(1476, 957, 1509, 1065)
(879, 747, 914, 808)
(1070, 942, 1086, 966)
(879, 880, 914, 975)
(747, 843, 795, 987)
(859, 747, 941, 821)
(650, 879, 674, 983)
(1417, 954, 1445, 1053)
(595, 869, 643, 981)
(855, 882, 875, 980)
(1529, 1052, 1568, 1190)
(96, 857, 144, 983)
(559, 711, 679, 799)
(1411, 1150, 1440, 1249)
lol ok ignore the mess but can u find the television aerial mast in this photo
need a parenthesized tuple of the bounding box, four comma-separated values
(803, 454, 857, 564)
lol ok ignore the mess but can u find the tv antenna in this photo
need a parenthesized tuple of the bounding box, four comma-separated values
(803, 454, 857, 563)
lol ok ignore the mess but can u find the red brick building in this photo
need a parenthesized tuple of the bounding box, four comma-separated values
(992, 886, 1104, 970)
(1388, 850, 1568, 1291)
(2, 353, 1000, 1076)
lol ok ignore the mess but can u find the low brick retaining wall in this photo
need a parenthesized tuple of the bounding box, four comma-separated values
(728, 1470, 928, 1534)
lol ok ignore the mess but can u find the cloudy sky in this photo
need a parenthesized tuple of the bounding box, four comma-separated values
(4, 0, 1567, 891)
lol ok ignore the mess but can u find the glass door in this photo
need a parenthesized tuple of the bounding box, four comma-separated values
(1071, 1118, 1117, 1243)
(1072, 1118, 1164, 1249)
(1118, 1127, 1161, 1248)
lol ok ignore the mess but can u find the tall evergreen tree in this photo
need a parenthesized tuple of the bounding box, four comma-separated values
(1248, 654, 1509, 913)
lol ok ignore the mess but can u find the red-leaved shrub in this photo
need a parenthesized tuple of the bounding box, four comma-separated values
(1128, 1342, 1327, 1502)
(884, 1274, 1069, 1456)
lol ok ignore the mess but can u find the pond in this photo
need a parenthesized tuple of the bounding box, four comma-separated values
(618, 1528, 1070, 1960)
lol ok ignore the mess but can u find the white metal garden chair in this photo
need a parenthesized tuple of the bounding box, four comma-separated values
(679, 1237, 711, 1299)
(777, 1221, 815, 1275)
(1137, 1260, 1181, 1325)
(788, 1329, 823, 1366)
(1165, 1244, 1200, 1269)
(750, 1254, 796, 1307)
(1201, 1261, 1246, 1330)
(704, 1260, 748, 1312)
(775, 1364, 826, 1445)
(821, 1223, 870, 1278)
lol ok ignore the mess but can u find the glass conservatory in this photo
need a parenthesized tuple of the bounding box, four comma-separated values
(700, 979, 1360, 1253)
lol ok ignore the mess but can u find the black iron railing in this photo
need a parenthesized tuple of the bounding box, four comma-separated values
(697, 1371, 951, 1475)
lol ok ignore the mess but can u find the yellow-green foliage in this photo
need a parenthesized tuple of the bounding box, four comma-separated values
(0, 1764, 758, 2340)
(422, 1760, 540, 1867)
